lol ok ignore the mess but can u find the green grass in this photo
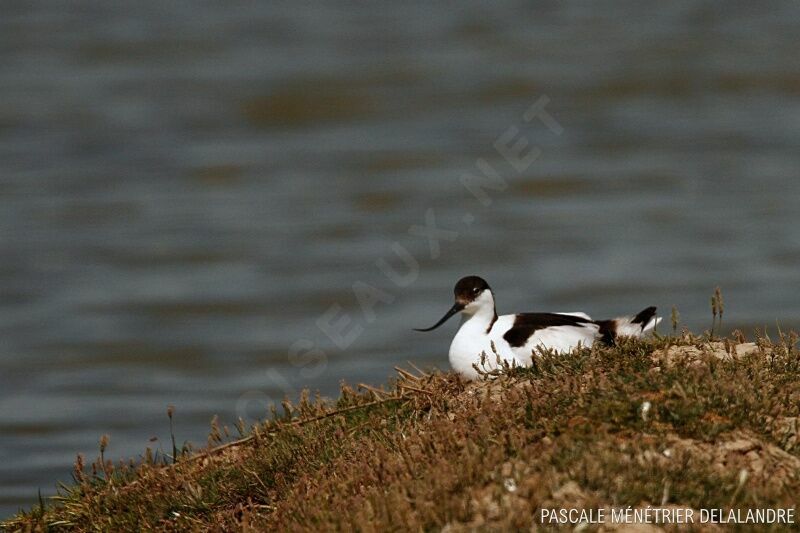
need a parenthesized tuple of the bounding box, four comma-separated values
(5, 332, 800, 531)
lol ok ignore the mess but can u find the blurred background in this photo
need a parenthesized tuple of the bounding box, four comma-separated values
(2, 0, 800, 516)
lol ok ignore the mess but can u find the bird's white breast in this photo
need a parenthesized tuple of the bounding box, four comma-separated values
(448, 314, 520, 380)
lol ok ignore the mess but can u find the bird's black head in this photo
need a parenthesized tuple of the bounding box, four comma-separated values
(454, 275, 491, 307)
(414, 275, 492, 332)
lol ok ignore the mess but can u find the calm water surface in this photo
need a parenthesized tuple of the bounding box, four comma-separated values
(2, 1, 800, 516)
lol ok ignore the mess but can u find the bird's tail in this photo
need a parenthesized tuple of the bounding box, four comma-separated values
(612, 306, 660, 337)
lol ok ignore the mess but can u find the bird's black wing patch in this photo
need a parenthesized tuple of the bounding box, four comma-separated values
(503, 313, 593, 348)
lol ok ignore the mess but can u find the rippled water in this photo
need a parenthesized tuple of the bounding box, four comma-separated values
(2, 1, 800, 516)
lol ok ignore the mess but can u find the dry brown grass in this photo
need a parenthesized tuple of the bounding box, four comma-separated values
(5, 332, 800, 532)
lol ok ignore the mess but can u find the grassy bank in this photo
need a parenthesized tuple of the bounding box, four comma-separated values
(5, 332, 800, 531)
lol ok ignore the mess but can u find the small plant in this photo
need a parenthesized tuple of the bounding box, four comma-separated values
(710, 286, 724, 338)
(98, 434, 111, 480)
(167, 405, 178, 463)
(670, 306, 680, 335)
(208, 415, 222, 446)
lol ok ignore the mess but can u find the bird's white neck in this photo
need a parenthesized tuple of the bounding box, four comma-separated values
(460, 291, 497, 332)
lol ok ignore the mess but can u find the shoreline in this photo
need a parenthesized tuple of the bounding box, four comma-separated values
(5, 333, 800, 531)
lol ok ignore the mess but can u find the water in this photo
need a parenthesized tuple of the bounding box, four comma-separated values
(2, 1, 800, 517)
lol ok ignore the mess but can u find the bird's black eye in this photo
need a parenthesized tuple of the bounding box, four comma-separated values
(472, 287, 480, 294)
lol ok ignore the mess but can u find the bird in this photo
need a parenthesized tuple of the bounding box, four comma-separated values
(415, 275, 660, 380)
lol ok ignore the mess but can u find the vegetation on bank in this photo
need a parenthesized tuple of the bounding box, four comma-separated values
(5, 331, 800, 532)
